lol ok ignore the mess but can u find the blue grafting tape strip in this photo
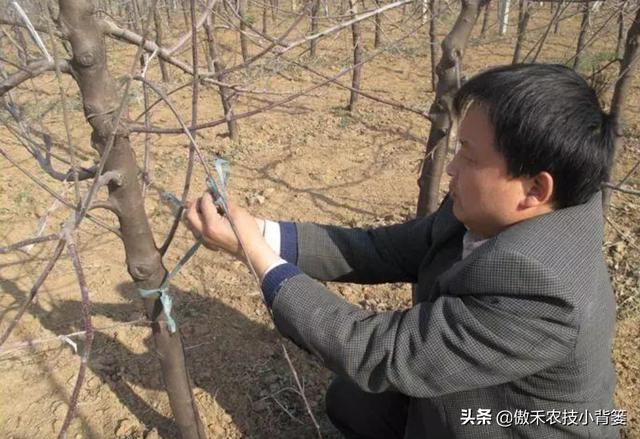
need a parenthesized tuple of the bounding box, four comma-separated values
(206, 158, 230, 209)
(139, 157, 230, 334)
(138, 240, 202, 334)
(160, 190, 182, 214)
(139, 286, 177, 333)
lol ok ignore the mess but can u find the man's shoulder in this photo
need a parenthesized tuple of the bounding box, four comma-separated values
(494, 191, 604, 267)
(448, 192, 607, 299)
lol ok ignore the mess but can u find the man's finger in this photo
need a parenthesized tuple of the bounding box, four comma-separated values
(185, 199, 205, 237)
(181, 201, 192, 221)
(199, 191, 221, 225)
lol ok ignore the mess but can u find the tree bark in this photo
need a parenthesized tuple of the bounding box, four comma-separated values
(603, 3, 640, 211)
(310, 0, 320, 56)
(57, 1, 206, 437)
(204, 15, 239, 140)
(573, 0, 590, 69)
(347, 0, 363, 112)
(373, 0, 383, 48)
(417, 0, 486, 216)
(480, 0, 490, 37)
(512, 0, 529, 64)
(616, 1, 626, 60)
(239, 0, 249, 62)
(154, 8, 172, 82)
(428, 0, 439, 90)
(263, 0, 269, 35)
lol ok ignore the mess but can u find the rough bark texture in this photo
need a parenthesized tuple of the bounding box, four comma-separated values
(417, 0, 486, 216)
(603, 3, 640, 210)
(512, 0, 529, 64)
(573, 0, 590, 69)
(347, 0, 362, 111)
(57, 1, 206, 437)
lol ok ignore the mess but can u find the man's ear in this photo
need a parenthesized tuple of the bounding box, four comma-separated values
(523, 171, 554, 208)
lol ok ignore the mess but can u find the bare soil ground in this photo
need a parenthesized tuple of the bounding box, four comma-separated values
(0, 4, 639, 438)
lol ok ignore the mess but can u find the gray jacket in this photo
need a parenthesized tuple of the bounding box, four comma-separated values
(271, 193, 619, 438)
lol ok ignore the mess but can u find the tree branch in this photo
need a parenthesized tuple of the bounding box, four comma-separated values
(0, 58, 71, 96)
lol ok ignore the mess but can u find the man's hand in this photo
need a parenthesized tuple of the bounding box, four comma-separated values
(183, 191, 281, 279)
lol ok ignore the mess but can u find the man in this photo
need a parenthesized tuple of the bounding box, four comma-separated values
(185, 64, 619, 438)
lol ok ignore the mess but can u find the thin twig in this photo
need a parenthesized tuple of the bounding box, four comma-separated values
(0, 238, 67, 347)
(56, 230, 95, 439)
(44, 6, 81, 204)
(0, 319, 149, 357)
(159, 0, 201, 256)
(0, 146, 122, 237)
(0, 234, 60, 254)
(602, 182, 640, 196)
(282, 344, 322, 438)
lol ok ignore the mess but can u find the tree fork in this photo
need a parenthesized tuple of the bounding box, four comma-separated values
(57, 1, 206, 437)
(417, 0, 486, 216)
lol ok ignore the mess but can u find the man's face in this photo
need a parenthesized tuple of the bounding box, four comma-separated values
(446, 104, 535, 238)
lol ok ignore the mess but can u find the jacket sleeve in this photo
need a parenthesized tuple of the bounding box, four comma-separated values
(271, 248, 578, 398)
(293, 216, 433, 284)
(292, 197, 455, 284)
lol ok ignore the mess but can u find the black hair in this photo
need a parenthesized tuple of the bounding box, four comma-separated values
(453, 63, 615, 208)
